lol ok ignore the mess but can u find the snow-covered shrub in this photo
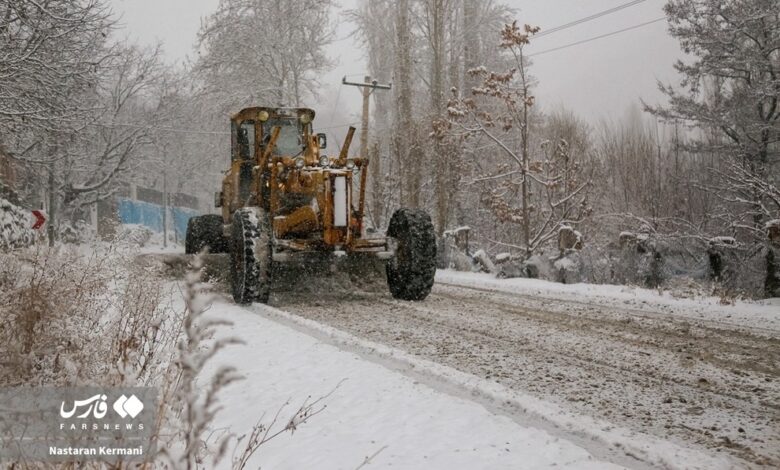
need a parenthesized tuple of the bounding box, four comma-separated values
(766, 220, 780, 297)
(525, 254, 553, 279)
(472, 249, 497, 273)
(553, 251, 582, 284)
(609, 236, 649, 285)
(496, 253, 553, 279)
(441, 227, 476, 271)
(497, 260, 526, 279)
(450, 249, 476, 271)
(495, 252, 511, 264)
(0, 196, 37, 252)
(58, 219, 98, 245)
(0, 246, 111, 385)
(109, 263, 174, 385)
(0, 245, 168, 387)
(575, 244, 615, 284)
(716, 245, 774, 299)
(605, 235, 682, 288)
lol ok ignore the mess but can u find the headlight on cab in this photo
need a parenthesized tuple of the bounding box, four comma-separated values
(295, 157, 305, 169)
(319, 155, 330, 167)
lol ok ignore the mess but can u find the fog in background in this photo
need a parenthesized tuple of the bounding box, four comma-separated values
(109, 0, 681, 128)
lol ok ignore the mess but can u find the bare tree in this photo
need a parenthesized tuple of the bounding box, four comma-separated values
(60, 44, 166, 207)
(441, 22, 590, 255)
(350, 0, 512, 229)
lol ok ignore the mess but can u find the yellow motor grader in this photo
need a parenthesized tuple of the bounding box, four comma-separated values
(185, 106, 436, 304)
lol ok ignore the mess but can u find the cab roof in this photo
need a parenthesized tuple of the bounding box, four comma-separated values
(231, 106, 316, 122)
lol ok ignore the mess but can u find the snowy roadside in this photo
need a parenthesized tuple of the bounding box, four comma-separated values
(436, 270, 780, 334)
(197, 295, 735, 470)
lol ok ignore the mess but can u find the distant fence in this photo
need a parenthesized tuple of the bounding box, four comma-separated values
(115, 197, 199, 240)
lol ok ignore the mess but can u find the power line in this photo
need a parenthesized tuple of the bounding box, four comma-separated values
(89, 122, 229, 135)
(94, 120, 361, 136)
(529, 17, 666, 57)
(535, 0, 648, 39)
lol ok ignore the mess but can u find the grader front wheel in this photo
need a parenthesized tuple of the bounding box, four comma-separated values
(386, 208, 437, 301)
(230, 207, 272, 304)
(186, 214, 228, 254)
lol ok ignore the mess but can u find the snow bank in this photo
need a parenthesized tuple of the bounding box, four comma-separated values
(437, 270, 780, 333)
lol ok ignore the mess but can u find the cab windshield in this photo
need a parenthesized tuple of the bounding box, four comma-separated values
(264, 118, 304, 156)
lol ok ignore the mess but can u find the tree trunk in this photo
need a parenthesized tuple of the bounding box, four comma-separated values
(395, 0, 417, 208)
(431, 0, 448, 236)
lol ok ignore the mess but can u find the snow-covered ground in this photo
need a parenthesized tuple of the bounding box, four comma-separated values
(201, 298, 626, 469)
(195, 294, 741, 469)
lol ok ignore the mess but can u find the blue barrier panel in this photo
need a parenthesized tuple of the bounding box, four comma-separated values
(172, 207, 199, 239)
(117, 198, 163, 232)
(116, 198, 198, 237)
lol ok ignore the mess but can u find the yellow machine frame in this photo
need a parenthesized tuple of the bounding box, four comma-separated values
(217, 106, 384, 255)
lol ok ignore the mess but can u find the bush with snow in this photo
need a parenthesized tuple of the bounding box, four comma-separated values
(0, 244, 170, 387)
(553, 251, 582, 284)
(0, 196, 37, 252)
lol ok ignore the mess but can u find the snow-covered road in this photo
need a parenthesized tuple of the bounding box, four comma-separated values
(253, 270, 779, 468)
(203, 298, 631, 470)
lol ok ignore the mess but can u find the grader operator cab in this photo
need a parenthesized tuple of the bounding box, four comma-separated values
(185, 106, 436, 304)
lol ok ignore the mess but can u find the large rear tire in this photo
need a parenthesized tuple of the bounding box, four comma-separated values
(230, 207, 272, 304)
(386, 208, 437, 301)
(185, 214, 228, 254)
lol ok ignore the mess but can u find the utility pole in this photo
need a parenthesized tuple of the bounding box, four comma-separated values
(342, 75, 391, 228)
(162, 169, 168, 248)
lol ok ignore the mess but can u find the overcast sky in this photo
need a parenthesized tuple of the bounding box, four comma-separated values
(109, 0, 681, 126)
